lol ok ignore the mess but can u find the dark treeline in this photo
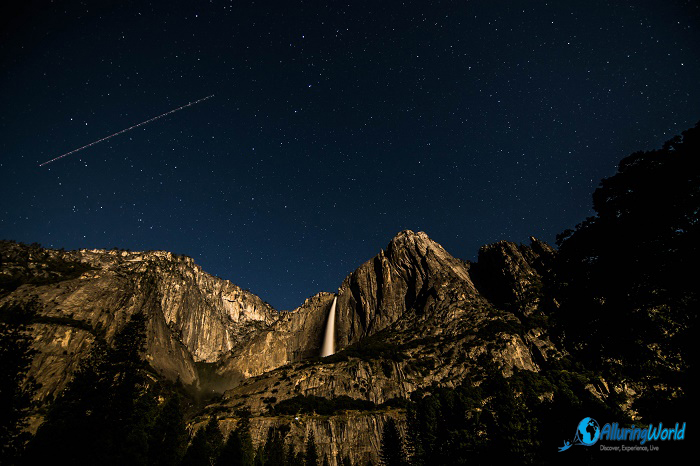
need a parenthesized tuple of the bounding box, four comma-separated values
(23, 312, 189, 466)
(552, 122, 697, 422)
(172, 416, 343, 466)
(0, 300, 37, 465)
(379, 360, 625, 465)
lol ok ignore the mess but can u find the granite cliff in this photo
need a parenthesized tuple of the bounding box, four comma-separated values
(0, 242, 275, 400)
(195, 232, 563, 464)
(1, 231, 569, 465)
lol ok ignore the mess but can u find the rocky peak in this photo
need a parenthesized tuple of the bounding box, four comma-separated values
(471, 237, 556, 316)
(385, 230, 472, 283)
(386, 229, 431, 250)
(528, 236, 557, 267)
(333, 231, 476, 350)
(385, 230, 449, 266)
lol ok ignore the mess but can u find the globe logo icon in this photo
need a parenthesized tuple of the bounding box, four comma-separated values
(576, 417, 600, 446)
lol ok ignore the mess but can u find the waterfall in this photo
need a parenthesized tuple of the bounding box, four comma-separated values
(321, 295, 337, 357)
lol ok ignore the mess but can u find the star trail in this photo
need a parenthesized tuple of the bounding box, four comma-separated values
(39, 95, 214, 167)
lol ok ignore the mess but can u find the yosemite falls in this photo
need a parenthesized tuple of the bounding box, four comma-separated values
(320, 295, 337, 357)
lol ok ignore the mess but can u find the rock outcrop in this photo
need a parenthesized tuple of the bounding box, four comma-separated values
(470, 237, 556, 316)
(217, 292, 336, 378)
(0, 242, 276, 399)
(334, 231, 479, 348)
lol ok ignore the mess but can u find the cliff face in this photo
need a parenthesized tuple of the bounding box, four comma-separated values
(1, 232, 564, 466)
(193, 232, 563, 466)
(333, 231, 479, 350)
(218, 292, 336, 378)
(216, 230, 552, 381)
(211, 232, 559, 414)
(0, 242, 276, 399)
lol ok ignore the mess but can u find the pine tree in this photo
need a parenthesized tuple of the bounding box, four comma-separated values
(27, 325, 124, 463)
(149, 393, 188, 466)
(305, 430, 318, 466)
(109, 313, 153, 465)
(26, 312, 156, 465)
(253, 445, 265, 466)
(482, 376, 538, 463)
(262, 425, 289, 466)
(217, 412, 253, 466)
(0, 300, 37, 465)
(238, 413, 255, 466)
(286, 444, 304, 466)
(29, 340, 110, 463)
(379, 419, 405, 466)
(182, 417, 224, 466)
(218, 429, 245, 466)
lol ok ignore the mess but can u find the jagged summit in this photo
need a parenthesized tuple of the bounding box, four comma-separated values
(387, 229, 431, 243)
(386, 230, 445, 257)
(384, 229, 473, 284)
(387, 230, 436, 255)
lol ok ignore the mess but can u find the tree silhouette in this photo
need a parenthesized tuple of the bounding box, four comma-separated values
(0, 300, 37, 465)
(554, 122, 698, 420)
(379, 418, 405, 466)
(217, 409, 254, 466)
(149, 393, 188, 466)
(25, 312, 156, 465)
(253, 445, 265, 466)
(182, 417, 224, 466)
(305, 430, 318, 466)
(406, 385, 486, 466)
(287, 444, 304, 466)
(262, 424, 289, 465)
(237, 412, 255, 466)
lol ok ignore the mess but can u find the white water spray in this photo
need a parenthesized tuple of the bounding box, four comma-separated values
(321, 296, 337, 357)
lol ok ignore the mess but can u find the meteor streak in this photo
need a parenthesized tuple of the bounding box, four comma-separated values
(39, 94, 215, 167)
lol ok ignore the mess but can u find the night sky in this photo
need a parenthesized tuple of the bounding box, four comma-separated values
(1, 1, 698, 310)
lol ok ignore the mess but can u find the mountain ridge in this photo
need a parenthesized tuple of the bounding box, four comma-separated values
(0, 231, 571, 464)
(0, 230, 559, 391)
